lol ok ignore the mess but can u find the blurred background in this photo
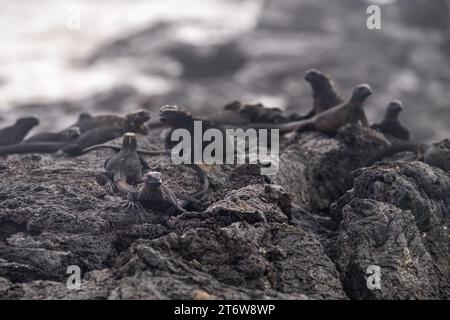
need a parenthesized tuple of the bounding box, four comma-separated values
(0, 0, 448, 141)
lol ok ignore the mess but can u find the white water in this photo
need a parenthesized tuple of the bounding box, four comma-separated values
(0, 0, 261, 110)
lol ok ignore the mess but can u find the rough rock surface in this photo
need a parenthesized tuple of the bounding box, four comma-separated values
(1, 122, 449, 300)
(1, 0, 449, 299)
(332, 161, 450, 299)
(0, 128, 347, 299)
(275, 126, 389, 211)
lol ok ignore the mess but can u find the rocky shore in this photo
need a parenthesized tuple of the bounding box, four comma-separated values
(0, 122, 449, 299)
(0, 0, 449, 300)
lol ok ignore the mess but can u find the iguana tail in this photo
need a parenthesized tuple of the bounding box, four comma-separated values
(113, 171, 138, 194)
(81, 144, 171, 156)
(237, 119, 315, 134)
(289, 108, 315, 121)
(0, 142, 67, 156)
(185, 164, 209, 199)
(86, 144, 209, 204)
(176, 164, 210, 209)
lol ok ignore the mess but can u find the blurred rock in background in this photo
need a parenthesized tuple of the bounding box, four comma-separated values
(0, 0, 448, 142)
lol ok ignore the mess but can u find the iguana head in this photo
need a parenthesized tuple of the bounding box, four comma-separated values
(61, 126, 81, 141)
(144, 171, 162, 187)
(126, 109, 150, 134)
(122, 132, 137, 151)
(241, 103, 285, 123)
(387, 100, 403, 114)
(159, 105, 193, 128)
(351, 84, 372, 102)
(383, 100, 403, 121)
(304, 69, 333, 90)
(16, 117, 39, 129)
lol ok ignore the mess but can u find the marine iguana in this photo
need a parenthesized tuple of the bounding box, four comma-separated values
(61, 126, 129, 156)
(290, 69, 343, 121)
(209, 101, 288, 127)
(81, 144, 171, 156)
(159, 104, 227, 151)
(0, 117, 39, 146)
(94, 133, 149, 193)
(0, 141, 66, 155)
(63, 110, 150, 135)
(85, 138, 209, 200)
(0, 126, 132, 156)
(147, 101, 287, 131)
(0, 110, 151, 156)
(203, 101, 253, 127)
(125, 171, 187, 220)
(68, 110, 155, 157)
(25, 126, 81, 142)
(65, 113, 94, 133)
(371, 100, 410, 141)
(241, 84, 372, 139)
(238, 102, 287, 124)
(366, 142, 450, 172)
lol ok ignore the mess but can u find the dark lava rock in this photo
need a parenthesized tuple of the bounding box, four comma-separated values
(0, 126, 347, 299)
(275, 125, 389, 212)
(333, 161, 450, 299)
(0, 123, 449, 300)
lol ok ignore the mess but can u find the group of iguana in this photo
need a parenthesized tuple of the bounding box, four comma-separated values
(0, 110, 150, 156)
(1, 68, 448, 220)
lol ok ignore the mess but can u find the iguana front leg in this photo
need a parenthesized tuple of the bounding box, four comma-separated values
(360, 111, 369, 127)
(95, 171, 117, 193)
(124, 192, 146, 222)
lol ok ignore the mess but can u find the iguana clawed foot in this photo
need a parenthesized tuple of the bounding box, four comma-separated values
(105, 181, 117, 194)
(95, 172, 117, 194)
(123, 201, 146, 222)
